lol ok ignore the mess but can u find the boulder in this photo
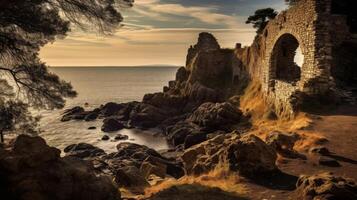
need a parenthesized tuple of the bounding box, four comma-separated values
(100, 102, 124, 117)
(227, 135, 278, 177)
(102, 118, 125, 132)
(0, 135, 120, 200)
(181, 134, 278, 177)
(85, 111, 99, 121)
(296, 172, 357, 200)
(11, 135, 61, 168)
(64, 143, 106, 159)
(129, 103, 169, 129)
(114, 134, 129, 141)
(265, 131, 304, 159)
(114, 165, 149, 188)
(140, 156, 167, 179)
(102, 135, 110, 141)
(189, 102, 242, 130)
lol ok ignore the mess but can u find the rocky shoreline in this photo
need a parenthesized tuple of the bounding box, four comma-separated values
(1, 33, 357, 200)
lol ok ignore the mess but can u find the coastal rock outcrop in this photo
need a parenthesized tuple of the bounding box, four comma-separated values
(0, 135, 120, 200)
(181, 134, 278, 177)
(102, 117, 125, 132)
(61, 32, 246, 153)
(64, 142, 184, 191)
(295, 172, 357, 200)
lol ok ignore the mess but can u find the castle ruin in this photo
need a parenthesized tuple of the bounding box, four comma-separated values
(234, 0, 356, 117)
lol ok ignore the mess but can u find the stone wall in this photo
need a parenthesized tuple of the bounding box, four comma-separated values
(234, 0, 352, 117)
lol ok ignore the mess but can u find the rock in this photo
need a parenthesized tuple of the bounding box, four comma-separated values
(108, 143, 184, 179)
(184, 82, 223, 104)
(183, 132, 207, 149)
(189, 102, 242, 130)
(265, 131, 305, 159)
(310, 146, 330, 155)
(63, 106, 85, 116)
(166, 122, 201, 147)
(296, 172, 357, 200)
(266, 131, 300, 151)
(100, 102, 124, 117)
(143, 93, 185, 110)
(319, 156, 341, 167)
(114, 165, 149, 188)
(85, 112, 99, 121)
(140, 156, 167, 179)
(102, 118, 125, 132)
(114, 134, 129, 141)
(11, 135, 61, 168)
(227, 135, 278, 177)
(64, 143, 106, 159)
(102, 135, 110, 141)
(88, 126, 97, 130)
(0, 135, 120, 200)
(186, 32, 221, 67)
(181, 134, 278, 177)
(175, 67, 190, 83)
(61, 106, 89, 122)
(187, 48, 233, 90)
(129, 103, 169, 129)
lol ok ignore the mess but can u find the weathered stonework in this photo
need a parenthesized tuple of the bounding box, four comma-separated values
(234, 0, 353, 117)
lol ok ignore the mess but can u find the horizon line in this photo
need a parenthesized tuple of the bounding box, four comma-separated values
(49, 65, 182, 68)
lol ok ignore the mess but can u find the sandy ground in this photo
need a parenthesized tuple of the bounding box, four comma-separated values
(241, 104, 357, 200)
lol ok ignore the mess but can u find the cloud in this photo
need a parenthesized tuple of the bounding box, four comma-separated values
(40, 27, 255, 66)
(132, 0, 243, 28)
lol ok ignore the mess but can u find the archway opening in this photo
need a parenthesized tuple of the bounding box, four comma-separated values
(271, 34, 303, 84)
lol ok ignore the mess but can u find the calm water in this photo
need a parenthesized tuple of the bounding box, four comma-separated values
(39, 67, 178, 153)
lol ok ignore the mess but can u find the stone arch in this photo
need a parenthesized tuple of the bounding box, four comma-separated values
(269, 33, 304, 85)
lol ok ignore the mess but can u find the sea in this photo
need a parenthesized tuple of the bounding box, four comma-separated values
(38, 67, 178, 153)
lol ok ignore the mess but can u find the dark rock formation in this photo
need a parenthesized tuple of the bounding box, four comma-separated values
(296, 172, 357, 200)
(102, 118, 125, 132)
(181, 134, 277, 177)
(102, 135, 110, 141)
(100, 102, 124, 117)
(61, 32, 246, 154)
(189, 102, 242, 130)
(0, 135, 120, 200)
(318, 156, 341, 167)
(265, 131, 305, 159)
(114, 134, 129, 141)
(64, 142, 184, 191)
(64, 143, 106, 158)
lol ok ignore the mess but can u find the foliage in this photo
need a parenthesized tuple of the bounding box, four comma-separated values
(284, 0, 300, 6)
(0, 0, 133, 141)
(246, 8, 278, 34)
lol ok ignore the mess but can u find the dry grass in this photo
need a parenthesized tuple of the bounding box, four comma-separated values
(142, 162, 247, 199)
(239, 81, 326, 152)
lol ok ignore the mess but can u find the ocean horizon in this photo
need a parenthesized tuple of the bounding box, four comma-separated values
(38, 66, 178, 153)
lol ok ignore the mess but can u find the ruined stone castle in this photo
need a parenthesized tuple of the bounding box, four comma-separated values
(233, 0, 356, 117)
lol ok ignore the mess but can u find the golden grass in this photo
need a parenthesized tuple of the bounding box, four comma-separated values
(142, 162, 247, 199)
(239, 81, 326, 152)
(140, 81, 329, 199)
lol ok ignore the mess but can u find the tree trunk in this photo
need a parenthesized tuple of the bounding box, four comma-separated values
(0, 130, 3, 143)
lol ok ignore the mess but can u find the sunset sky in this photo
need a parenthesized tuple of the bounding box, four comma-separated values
(40, 0, 287, 67)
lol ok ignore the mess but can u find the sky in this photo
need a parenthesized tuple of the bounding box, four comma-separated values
(40, 0, 287, 67)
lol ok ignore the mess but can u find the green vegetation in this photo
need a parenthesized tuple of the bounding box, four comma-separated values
(245, 8, 278, 34)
